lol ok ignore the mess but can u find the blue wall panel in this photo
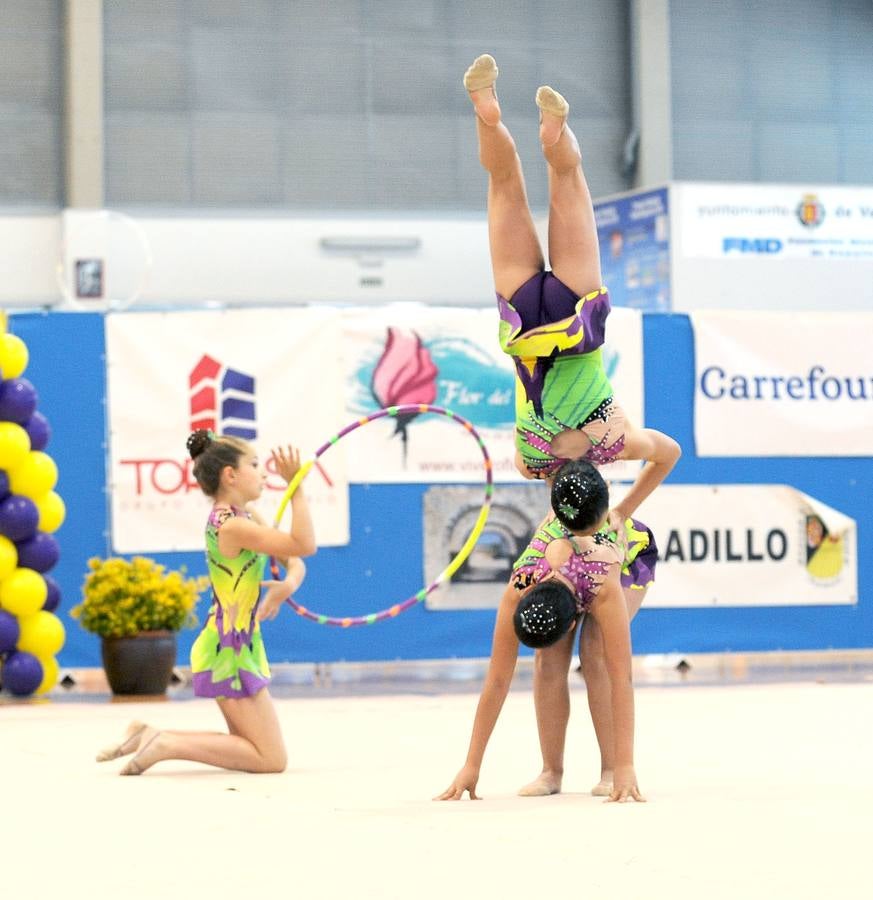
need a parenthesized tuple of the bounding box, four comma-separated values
(15, 310, 869, 668)
(11, 312, 109, 667)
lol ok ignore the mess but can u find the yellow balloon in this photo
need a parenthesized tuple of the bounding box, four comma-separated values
(9, 451, 58, 499)
(35, 491, 66, 533)
(0, 568, 47, 617)
(17, 610, 65, 657)
(35, 655, 59, 694)
(0, 534, 17, 579)
(0, 333, 29, 379)
(0, 421, 30, 470)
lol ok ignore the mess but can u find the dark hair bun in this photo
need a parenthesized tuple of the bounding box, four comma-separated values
(551, 458, 609, 531)
(513, 581, 577, 648)
(186, 429, 212, 459)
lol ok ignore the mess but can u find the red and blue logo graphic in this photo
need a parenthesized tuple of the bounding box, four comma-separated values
(189, 354, 256, 439)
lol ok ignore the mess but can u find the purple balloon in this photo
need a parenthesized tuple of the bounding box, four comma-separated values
(0, 494, 39, 542)
(42, 574, 61, 612)
(0, 378, 38, 425)
(15, 531, 60, 573)
(0, 470, 8, 500)
(23, 411, 51, 452)
(2, 650, 43, 696)
(0, 609, 19, 653)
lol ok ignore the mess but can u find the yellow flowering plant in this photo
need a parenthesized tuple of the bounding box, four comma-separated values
(71, 556, 209, 639)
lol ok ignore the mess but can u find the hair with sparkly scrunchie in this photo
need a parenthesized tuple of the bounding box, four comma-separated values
(550, 458, 609, 533)
(513, 581, 578, 648)
(185, 429, 250, 497)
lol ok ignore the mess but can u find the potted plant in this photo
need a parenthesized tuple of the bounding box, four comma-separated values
(71, 556, 208, 695)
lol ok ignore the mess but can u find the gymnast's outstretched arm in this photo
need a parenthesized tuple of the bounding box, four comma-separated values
(435, 583, 521, 800)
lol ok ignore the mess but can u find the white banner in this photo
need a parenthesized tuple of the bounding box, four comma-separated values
(106, 303, 646, 551)
(341, 305, 518, 483)
(691, 311, 873, 457)
(106, 308, 349, 552)
(676, 183, 873, 260)
(341, 304, 645, 483)
(616, 484, 857, 608)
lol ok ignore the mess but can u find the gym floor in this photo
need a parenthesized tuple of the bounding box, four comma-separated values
(2, 670, 870, 899)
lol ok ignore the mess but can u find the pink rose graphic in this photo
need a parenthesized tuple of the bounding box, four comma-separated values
(371, 327, 438, 462)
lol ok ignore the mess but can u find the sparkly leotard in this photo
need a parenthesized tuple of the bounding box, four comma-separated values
(511, 516, 657, 613)
(498, 273, 626, 479)
(190, 506, 270, 699)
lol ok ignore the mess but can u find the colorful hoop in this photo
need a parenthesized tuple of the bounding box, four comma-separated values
(270, 404, 493, 627)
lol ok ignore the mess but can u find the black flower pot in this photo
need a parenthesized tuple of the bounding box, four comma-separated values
(101, 631, 178, 695)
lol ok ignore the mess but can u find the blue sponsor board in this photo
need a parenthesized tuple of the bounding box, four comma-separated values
(595, 187, 671, 311)
(19, 310, 873, 667)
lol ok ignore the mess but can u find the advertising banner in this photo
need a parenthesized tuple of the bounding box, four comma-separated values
(621, 484, 857, 608)
(106, 308, 349, 552)
(692, 311, 873, 457)
(676, 183, 873, 261)
(341, 305, 518, 483)
(341, 305, 645, 483)
(107, 302, 646, 550)
(423, 483, 856, 611)
(595, 187, 671, 311)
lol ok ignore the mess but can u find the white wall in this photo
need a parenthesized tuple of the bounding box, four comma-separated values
(133, 216, 495, 307)
(0, 213, 61, 307)
(2, 212, 497, 309)
(5, 187, 873, 312)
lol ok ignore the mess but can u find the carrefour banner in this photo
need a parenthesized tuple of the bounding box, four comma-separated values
(618, 484, 856, 608)
(692, 311, 873, 457)
(675, 183, 873, 260)
(341, 304, 644, 483)
(106, 308, 349, 552)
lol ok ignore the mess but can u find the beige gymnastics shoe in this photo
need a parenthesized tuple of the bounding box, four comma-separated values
(463, 53, 498, 92)
(536, 85, 569, 145)
(96, 720, 147, 762)
(535, 85, 569, 118)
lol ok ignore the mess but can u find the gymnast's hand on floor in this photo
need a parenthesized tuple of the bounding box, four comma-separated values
(257, 579, 295, 621)
(608, 765, 645, 803)
(435, 764, 482, 801)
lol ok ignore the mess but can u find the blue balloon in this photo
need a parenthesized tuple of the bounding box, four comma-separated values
(0, 378, 38, 425)
(0, 494, 38, 542)
(0, 609, 19, 653)
(23, 411, 51, 452)
(42, 573, 61, 612)
(16, 531, 60, 573)
(2, 650, 43, 696)
(0, 470, 8, 501)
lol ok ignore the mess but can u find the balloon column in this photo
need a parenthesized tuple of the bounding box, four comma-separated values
(0, 317, 65, 696)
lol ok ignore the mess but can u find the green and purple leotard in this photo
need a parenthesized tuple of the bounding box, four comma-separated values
(498, 273, 626, 478)
(190, 506, 270, 699)
(512, 516, 658, 613)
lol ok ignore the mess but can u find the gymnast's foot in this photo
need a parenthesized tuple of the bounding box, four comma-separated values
(536, 85, 569, 147)
(592, 770, 614, 797)
(119, 727, 164, 775)
(518, 770, 563, 797)
(96, 720, 149, 762)
(464, 54, 501, 126)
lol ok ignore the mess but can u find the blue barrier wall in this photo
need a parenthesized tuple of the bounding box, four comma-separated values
(16, 310, 870, 668)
